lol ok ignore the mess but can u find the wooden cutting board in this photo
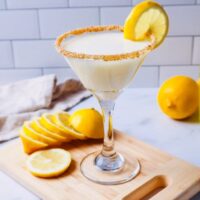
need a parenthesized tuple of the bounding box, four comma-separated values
(0, 131, 199, 200)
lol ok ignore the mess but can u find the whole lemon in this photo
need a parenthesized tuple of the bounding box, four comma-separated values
(69, 108, 104, 139)
(158, 76, 199, 120)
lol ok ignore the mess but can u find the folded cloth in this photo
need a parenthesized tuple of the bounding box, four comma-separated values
(0, 75, 91, 142)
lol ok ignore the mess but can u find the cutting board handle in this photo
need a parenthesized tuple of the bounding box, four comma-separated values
(120, 175, 169, 200)
(115, 159, 200, 200)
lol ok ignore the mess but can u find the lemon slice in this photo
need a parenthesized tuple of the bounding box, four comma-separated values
(20, 130, 48, 154)
(124, 0, 169, 48)
(23, 121, 57, 145)
(52, 112, 86, 140)
(40, 114, 73, 141)
(31, 119, 67, 142)
(26, 148, 71, 178)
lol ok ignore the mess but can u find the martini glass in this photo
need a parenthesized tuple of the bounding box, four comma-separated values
(56, 25, 154, 185)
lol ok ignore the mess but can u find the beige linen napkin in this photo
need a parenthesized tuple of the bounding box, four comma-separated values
(0, 75, 91, 142)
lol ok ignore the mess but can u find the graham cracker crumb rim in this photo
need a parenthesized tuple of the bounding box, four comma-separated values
(55, 25, 155, 61)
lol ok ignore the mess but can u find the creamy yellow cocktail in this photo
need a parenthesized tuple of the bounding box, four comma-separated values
(62, 31, 150, 93)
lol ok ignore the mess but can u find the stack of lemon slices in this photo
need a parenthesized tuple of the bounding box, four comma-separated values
(24, 0, 169, 178)
(21, 109, 103, 178)
(20, 109, 103, 154)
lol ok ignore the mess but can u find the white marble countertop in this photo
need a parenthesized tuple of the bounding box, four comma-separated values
(0, 88, 200, 200)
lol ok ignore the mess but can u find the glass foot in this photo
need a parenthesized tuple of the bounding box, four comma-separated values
(80, 151, 140, 185)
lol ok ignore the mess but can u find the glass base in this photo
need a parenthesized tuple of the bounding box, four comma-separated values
(80, 151, 140, 185)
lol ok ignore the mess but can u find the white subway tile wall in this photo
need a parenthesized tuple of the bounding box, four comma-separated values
(43, 68, 77, 83)
(193, 37, 200, 64)
(13, 40, 67, 67)
(0, 10, 39, 39)
(159, 66, 199, 84)
(0, 69, 42, 85)
(130, 66, 159, 88)
(69, 0, 132, 7)
(133, 0, 196, 5)
(0, 0, 199, 87)
(100, 7, 131, 25)
(6, 0, 68, 9)
(144, 37, 192, 65)
(0, 0, 5, 9)
(166, 6, 200, 36)
(0, 41, 13, 68)
(39, 8, 99, 38)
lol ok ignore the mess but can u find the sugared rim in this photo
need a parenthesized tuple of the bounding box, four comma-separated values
(55, 25, 155, 61)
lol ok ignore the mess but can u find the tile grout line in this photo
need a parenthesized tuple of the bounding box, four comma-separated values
(15, 65, 200, 69)
(158, 65, 160, 86)
(10, 41, 15, 68)
(1, 3, 199, 11)
(4, 0, 7, 9)
(41, 67, 44, 75)
(36, 9, 41, 39)
(0, 65, 199, 70)
(66, 0, 69, 7)
(67, 4, 199, 8)
(98, 7, 101, 25)
(0, 35, 196, 42)
(158, 65, 199, 67)
(0, 66, 69, 70)
(132, 0, 197, 6)
(191, 36, 195, 65)
(1, 65, 197, 70)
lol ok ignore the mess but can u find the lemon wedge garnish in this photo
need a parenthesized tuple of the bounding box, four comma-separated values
(26, 148, 71, 178)
(124, 0, 169, 48)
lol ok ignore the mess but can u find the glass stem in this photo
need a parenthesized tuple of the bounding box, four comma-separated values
(99, 100, 116, 157)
